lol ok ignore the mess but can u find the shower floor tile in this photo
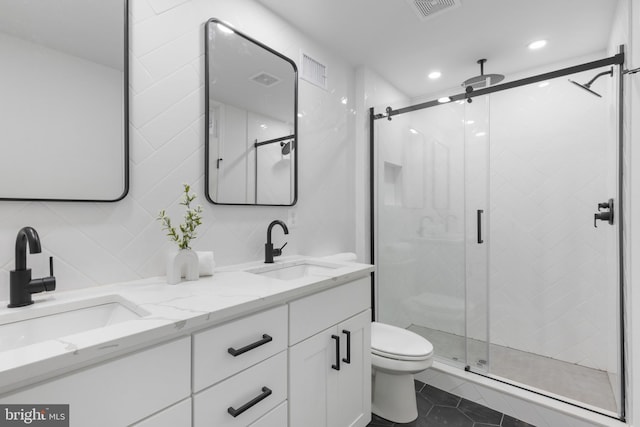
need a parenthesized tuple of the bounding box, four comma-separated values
(367, 380, 535, 427)
(408, 325, 617, 413)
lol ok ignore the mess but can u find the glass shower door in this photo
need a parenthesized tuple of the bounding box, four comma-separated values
(464, 95, 490, 372)
(375, 101, 470, 368)
(483, 66, 621, 415)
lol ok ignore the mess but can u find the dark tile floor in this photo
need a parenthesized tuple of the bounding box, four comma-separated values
(367, 380, 536, 427)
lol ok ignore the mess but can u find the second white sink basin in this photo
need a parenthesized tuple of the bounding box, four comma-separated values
(246, 260, 342, 281)
(0, 295, 149, 352)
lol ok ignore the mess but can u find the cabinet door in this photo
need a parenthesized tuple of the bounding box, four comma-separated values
(289, 327, 339, 427)
(337, 310, 371, 427)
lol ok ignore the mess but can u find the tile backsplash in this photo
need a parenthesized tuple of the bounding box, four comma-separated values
(0, 0, 357, 300)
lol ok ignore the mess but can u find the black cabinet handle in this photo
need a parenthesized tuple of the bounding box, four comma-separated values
(342, 330, 351, 364)
(331, 334, 340, 371)
(477, 209, 484, 244)
(227, 386, 272, 417)
(228, 334, 273, 357)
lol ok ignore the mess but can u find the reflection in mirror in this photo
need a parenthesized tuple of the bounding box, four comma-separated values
(0, 0, 128, 201)
(205, 18, 297, 206)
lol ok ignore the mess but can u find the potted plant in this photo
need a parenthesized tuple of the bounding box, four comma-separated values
(157, 184, 203, 284)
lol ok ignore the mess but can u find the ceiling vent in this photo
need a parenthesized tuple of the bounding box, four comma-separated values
(300, 52, 328, 90)
(250, 72, 281, 87)
(406, 0, 461, 21)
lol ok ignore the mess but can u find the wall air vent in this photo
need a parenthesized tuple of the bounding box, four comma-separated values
(250, 72, 281, 87)
(405, 0, 461, 21)
(300, 52, 328, 90)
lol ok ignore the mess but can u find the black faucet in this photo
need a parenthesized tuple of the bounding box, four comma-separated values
(8, 226, 56, 308)
(265, 220, 289, 263)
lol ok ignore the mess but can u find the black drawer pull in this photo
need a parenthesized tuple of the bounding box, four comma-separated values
(228, 334, 273, 357)
(342, 329, 351, 364)
(227, 386, 272, 417)
(331, 334, 340, 371)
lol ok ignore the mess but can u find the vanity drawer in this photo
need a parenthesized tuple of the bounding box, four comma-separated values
(249, 401, 287, 427)
(289, 277, 370, 345)
(193, 351, 287, 427)
(193, 304, 288, 391)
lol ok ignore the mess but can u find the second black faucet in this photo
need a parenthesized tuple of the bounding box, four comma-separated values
(265, 220, 288, 263)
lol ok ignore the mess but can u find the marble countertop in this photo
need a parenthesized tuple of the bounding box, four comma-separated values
(0, 255, 373, 395)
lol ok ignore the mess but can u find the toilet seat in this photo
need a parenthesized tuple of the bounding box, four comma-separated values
(371, 322, 433, 361)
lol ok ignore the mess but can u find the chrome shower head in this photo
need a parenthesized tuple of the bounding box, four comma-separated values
(568, 67, 613, 97)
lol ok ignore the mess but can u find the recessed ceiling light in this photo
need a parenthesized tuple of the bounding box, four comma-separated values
(428, 71, 442, 79)
(438, 97, 451, 103)
(538, 81, 550, 88)
(528, 39, 547, 50)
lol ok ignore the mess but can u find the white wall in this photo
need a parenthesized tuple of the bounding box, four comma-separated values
(0, 0, 357, 300)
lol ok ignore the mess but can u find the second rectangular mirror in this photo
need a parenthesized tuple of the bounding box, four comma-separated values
(204, 18, 298, 206)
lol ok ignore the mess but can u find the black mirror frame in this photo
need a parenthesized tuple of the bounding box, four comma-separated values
(204, 18, 298, 207)
(0, 0, 130, 203)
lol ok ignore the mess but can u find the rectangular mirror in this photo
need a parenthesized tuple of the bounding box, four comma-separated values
(0, 0, 129, 202)
(205, 18, 297, 206)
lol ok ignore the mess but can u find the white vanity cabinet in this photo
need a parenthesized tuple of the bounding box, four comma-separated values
(192, 305, 289, 427)
(0, 337, 191, 427)
(131, 398, 192, 427)
(288, 277, 372, 427)
(0, 267, 374, 427)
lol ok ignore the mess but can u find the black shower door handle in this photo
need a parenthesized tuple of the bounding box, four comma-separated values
(477, 210, 484, 244)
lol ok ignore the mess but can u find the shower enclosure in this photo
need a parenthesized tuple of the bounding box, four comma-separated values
(371, 51, 626, 419)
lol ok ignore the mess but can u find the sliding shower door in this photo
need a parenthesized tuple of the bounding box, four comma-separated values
(374, 100, 472, 368)
(374, 63, 622, 417)
(482, 65, 621, 415)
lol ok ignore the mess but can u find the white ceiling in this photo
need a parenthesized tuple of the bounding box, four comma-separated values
(256, 0, 619, 99)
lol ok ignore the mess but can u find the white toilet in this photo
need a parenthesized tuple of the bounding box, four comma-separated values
(371, 322, 434, 423)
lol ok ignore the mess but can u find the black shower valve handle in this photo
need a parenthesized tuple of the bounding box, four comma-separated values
(594, 198, 614, 228)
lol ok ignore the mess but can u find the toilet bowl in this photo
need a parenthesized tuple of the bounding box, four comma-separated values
(371, 322, 434, 423)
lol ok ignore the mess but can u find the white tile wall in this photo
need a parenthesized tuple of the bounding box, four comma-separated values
(488, 60, 618, 371)
(0, 0, 357, 301)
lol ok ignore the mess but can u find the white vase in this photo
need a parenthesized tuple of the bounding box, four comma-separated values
(166, 249, 199, 285)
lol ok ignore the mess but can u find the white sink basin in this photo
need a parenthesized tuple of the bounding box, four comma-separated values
(246, 260, 342, 281)
(0, 295, 148, 352)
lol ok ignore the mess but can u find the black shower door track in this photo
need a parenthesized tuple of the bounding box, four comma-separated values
(368, 47, 627, 422)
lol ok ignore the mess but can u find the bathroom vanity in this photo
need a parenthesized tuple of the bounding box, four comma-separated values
(0, 257, 373, 427)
